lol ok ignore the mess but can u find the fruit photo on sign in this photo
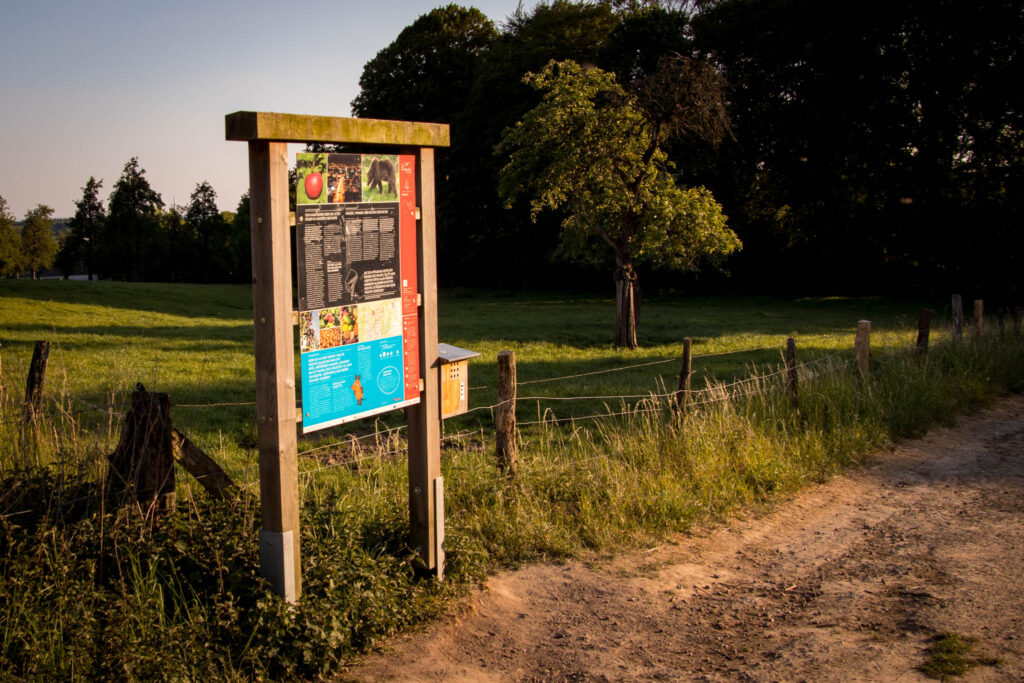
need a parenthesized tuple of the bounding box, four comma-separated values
(296, 152, 328, 204)
(341, 305, 359, 344)
(319, 307, 341, 329)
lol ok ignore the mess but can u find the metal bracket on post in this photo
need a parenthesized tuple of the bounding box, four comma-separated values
(259, 529, 296, 603)
(434, 476, 445, 581)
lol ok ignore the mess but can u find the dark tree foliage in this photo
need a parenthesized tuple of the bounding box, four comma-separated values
(229, 192, 252, 284)
(693, 0, 1024, 296)
(57, 177, 105, 279)
(351, 4, 497, 124)
(185, 181, 232, 283)
(101, 158, 164, 281)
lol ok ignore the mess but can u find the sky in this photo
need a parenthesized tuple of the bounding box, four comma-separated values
(0, 0, 522, 219)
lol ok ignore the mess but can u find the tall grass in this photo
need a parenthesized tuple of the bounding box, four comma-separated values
(1, 282, 1022, 679)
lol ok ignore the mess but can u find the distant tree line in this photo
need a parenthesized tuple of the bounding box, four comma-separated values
(351, 0, 1023, 297)
(0, 159, 252, 283)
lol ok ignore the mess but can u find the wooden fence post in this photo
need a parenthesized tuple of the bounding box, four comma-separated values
(404, 146, 443, 577)
(248, 139, 301, 602)
(675, 337, 693, 415)
(855, 321, 871, 378)
(973, 299, 984, 338)
(916, 309, 933, 355)
(785, 337, 798, 408)
(107, 390, 175, 514)
(952, 294, 963, 339)
(495, 350, 518, 474)
(22, 340, 50, 425)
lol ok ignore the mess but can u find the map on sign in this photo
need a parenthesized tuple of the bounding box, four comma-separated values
(295, 152, 420, 433)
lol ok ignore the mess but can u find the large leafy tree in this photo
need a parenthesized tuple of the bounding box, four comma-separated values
(0, 195, 22, 278)
(228, 192, 252, 283)
(351, 4, 496, 123)
(498, 60, 740, 347)
(20, 205, 58, 279)
(58, 177, 105, 279)
(102, 157, 164, 281)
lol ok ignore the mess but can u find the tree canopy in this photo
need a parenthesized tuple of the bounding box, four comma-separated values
(499, 60, 740, 346)
(20, 205, 58, 279)
(0, 195, 22, 278)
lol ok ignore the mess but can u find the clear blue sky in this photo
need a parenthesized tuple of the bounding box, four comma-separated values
(0, 0, 522, 219)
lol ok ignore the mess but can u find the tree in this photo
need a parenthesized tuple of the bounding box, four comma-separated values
(0, 195, 22, 278)
(351, 4, 497, 123)
(20, 205, 58, 279)
(185, 181, 230, 282)
(59, 177, 105, 279)
(498, 60, 740, 347)
(228, 192, 252, 283)
(102, 157, 164, 281)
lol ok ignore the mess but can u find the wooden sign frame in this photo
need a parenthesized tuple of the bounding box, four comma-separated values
(227, 111, 450, 600)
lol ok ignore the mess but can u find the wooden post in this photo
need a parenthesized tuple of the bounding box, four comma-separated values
(973, 299, 984, 338)
(952, 294, 963, 339)
(248, 140, 301, 602)
(170, 429, 238, 500)
(916, 309, 933, 355)
(855, 320, 871, 378)
(785, 337, 798, 408)
(107, 390, 175, 513)
(404, 147, 443, 575)
(495, 350, 518, 474)
(22, 340, 50, 424)
(675, 337, 692, 414)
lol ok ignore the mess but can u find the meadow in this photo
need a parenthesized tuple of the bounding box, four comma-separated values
(1, 279, 1020, 679)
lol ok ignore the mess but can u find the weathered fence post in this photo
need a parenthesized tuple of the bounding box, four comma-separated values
(952, 294, 963, 340)
(675, 337, 693, 415)
(916, 309, 933, 355)
(973, 299, 984, 338)
(495, 350, 518, 474)
(855, 321, 871, 378)
(785, 337, 798, 408)
(107, 389, 176, 514)
(22, 340, 50, 425)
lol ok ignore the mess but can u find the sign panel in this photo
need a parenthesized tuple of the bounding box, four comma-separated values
(295, 152, 420, 433)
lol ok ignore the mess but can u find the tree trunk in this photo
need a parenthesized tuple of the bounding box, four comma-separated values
(614, 264, 639, 349)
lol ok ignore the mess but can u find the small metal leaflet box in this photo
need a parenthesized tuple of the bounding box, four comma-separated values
(438, 343, 480, 419)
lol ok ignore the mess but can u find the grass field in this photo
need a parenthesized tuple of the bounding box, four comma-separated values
(1, 279, 1018, 679)
(0, 279, 945, 478)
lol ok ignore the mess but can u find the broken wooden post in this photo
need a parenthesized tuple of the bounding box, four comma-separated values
(170, 429, 238, 500)
(855, 321, 871, 378)
(22, 340, 50, 425)
(785, 337, 798, 408)
(675, 337, 693, 416)
(495, 350, 518, 475)
(952, 294, 963, 340)
(107, 389, 175, 514)
(916, 309, 933, 355)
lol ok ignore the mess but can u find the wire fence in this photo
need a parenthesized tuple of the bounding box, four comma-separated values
(0, 325, 920, 487)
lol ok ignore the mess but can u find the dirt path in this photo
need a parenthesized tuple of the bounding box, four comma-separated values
(350, 396, 1024, 681)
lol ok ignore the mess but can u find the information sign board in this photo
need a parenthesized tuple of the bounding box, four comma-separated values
(295, 152, 420, 432)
